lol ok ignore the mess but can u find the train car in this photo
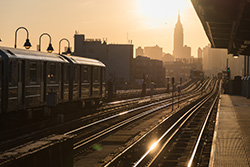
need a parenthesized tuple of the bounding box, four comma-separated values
(0, 46, 105, 115)
(0, 46, 69, 113)
(60, 55, 105, 107)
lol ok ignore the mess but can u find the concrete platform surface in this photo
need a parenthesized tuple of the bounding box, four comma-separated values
(210, 94, 250, 167)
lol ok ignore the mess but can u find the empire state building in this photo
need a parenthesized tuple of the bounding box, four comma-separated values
(173, 13, 184, 59)
(173, 13, 191, 60)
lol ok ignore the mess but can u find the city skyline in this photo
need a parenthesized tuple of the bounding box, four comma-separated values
(1, 0, 209, 57)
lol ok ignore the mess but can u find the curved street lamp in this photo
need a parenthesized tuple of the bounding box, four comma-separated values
(14, 27, 32, 49)
(59, 38, 72, 55)
(38, 33, 54, 53)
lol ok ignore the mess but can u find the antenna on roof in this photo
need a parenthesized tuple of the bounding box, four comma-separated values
(75, 30, 79, 34)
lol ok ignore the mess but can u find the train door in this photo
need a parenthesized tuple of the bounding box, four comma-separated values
(101, 67, 106, 97)
(61, 63, 64, 101)
(41, 62, 47, 104)
(63, 64, 70, 102)
(18, 60, 25, 109)
(79, 65, 82, 98)
(72, 64, 80, 101)
(90, 66, 93, 97)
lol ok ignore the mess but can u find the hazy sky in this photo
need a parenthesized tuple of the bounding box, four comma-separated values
(1, 0, 209, 57)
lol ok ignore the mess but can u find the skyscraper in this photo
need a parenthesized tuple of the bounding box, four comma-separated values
(173, 13, 184, 59)
(173, 13, 191, 60)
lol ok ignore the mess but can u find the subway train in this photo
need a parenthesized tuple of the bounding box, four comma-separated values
(0, 46, 105, 115)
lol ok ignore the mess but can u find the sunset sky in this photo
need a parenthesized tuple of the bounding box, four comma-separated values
(1, 0, 209, 57)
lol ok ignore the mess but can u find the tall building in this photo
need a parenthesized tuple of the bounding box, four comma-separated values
(202, 44, 227, 75)
(135, 45, 163, 60)
(74, 34, 133, 85)
(173, 13, 184, 59)
(197, 47, 202, 59)
(183, 45, 191, 59)
(173, 13, 191, 60)
(202, 44, 244, 78)
(144, 45, 163, 60)
(131, 56, 166, 87)
(197, 47, 203, 69)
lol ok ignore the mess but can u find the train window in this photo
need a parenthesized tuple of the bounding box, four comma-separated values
(102, 68, 105, 82)
(9, 60, 18, 86)
(93, 67, 100, 82)
(30, 62, 37, 83)
(74, 65, 80, 82)
(64, 64, 69, 83)
(9, 61, 12, 84)
(82, 66, 89, 83)
(48, 63, 56, 82)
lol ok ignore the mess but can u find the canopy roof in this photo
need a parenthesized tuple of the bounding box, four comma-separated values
(191, 0, 250, 55)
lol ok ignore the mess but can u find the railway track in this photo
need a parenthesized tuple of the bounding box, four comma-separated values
(70, 80, 215, 166)
(0, 80, 203, 151)
(0, 79, 211, 162)
(101, 80, 219, 167)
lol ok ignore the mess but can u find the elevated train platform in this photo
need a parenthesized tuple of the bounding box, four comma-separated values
(210, 94, 250, 166)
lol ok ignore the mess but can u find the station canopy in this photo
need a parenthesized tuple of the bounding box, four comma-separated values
(191, 0, 250, 55)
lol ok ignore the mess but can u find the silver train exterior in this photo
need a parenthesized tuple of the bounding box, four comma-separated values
(0, 46, 105, 114)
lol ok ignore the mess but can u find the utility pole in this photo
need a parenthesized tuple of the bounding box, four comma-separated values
(172, 77, 175, 111)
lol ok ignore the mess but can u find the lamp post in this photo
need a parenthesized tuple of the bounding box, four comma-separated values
(59, 38, 71, 55)
(38, 33, 54, 53)
(14, 27, 32, 49)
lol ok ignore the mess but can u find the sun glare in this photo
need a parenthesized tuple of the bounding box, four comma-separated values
(149, 141, 158, 151)
(136, 0, 191, 24)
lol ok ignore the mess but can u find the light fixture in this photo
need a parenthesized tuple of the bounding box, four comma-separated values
(66, 47, 72, 55)
(38, 33, 54, 53)
(14, 27, 32, 49)
(24, 39, 32, 49)
(233, 54, 239, 59)
(59, 38, 71, 55)
(47, 43, 54, 53)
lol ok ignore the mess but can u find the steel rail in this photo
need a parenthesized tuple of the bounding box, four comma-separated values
(64, 81, 205, 135)
(72, 80, 212, 150)
(73, 91, 202, 151)
(187, 91, 219, 167)
(65, 82, 205, 136)
(187, 80, 221, 167)
(132, 81, 218, 167)
(102, 81, 216, 167)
